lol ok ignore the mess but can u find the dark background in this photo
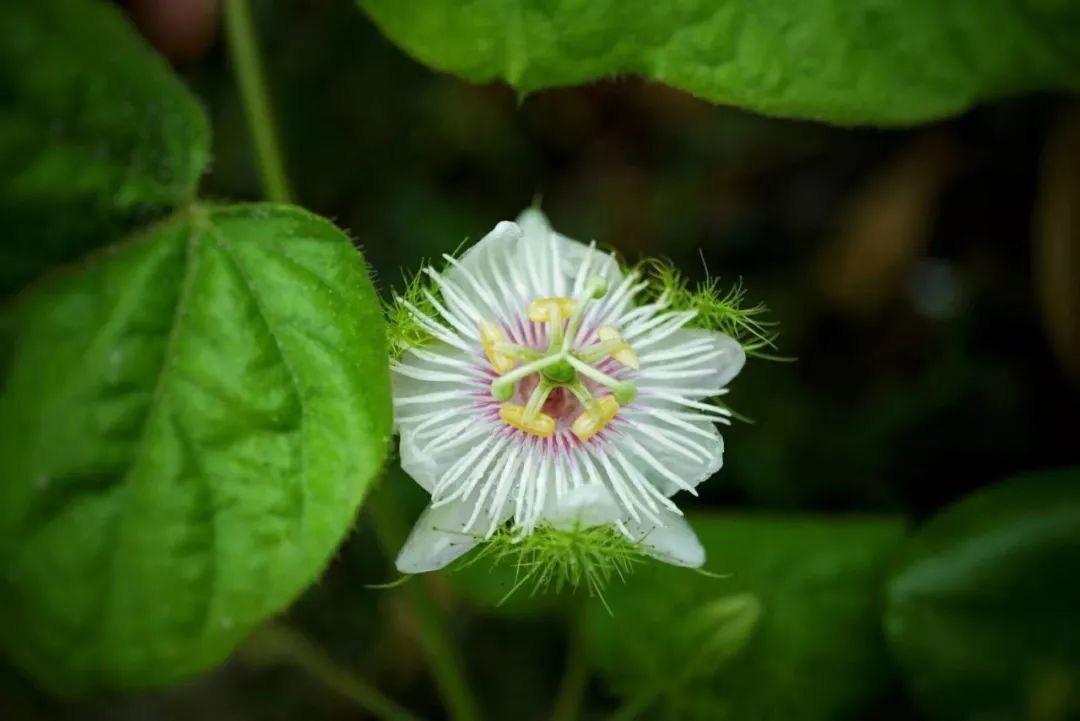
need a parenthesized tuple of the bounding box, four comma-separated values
(3, 0, 1078, 718)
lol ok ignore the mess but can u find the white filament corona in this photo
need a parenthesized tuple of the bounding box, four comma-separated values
(391, 209, 745, 573)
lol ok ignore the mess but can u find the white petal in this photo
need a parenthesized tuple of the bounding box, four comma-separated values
(399, 428, 438, 493)
(516, 208, 625, 294)
(392, 342, 481, 396)
(391, 341, 486, 435)
(399, 416, 498, 495)
(542, 483, 623, 530)
(623, 510, 706, 568)
(618, 413, 725, 496)
(437, 211, 627, 343)
(514, 208, 562, 244)
(636, 328, 746, 399)
(442, 220, 524, 322)
(395, 499, 485, 573)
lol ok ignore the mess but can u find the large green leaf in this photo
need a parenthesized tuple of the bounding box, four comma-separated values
(0, 0, 209, 293)
(885, 469, 1080, 721)
(0, 204, 392, 693)
(586, 514, 905, 721)
(356, 0, 1080, 126)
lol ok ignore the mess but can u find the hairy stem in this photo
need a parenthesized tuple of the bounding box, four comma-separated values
(369, 484, 484, 721)
(242, 624, 425, 721)
(223, 0, 293, 203)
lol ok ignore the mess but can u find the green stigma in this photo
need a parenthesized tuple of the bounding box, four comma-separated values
(541, 358, 577, 384)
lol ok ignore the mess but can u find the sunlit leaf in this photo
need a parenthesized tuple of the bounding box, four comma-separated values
(587, 514, 905, 720)
(0, 0, 209, 293)
(885, 469, 1080, 721)
(0, 204, 392, 693)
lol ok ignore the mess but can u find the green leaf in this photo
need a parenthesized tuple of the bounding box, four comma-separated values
(0, 204, 392, 693)
(0, 0, 210, 294)
(885, 469, 1080, 721)
(587, 514, 905, 721)
(355, 0, 1080, 126)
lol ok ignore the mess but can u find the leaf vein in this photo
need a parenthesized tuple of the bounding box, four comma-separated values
(203, 218, 309, 563)
(96, 213, 203, 672)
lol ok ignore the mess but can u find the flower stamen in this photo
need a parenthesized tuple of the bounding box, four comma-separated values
(527, 297, 577, 323)
(528, 297, 575, 348)
(522, 379, 555, 423)
(596, 325, 640, 369)
(494, 342, 541, 360)
(488, 276, 641, 439)
(566, 380, 599, 414)
(562, 276, 609, 351)
(480, 320, 518, 374)
(564, 355, 637, 405)
(571, 395, 620, 441)
(500, 403, 556, 437)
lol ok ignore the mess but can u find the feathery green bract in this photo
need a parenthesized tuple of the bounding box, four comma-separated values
(385, 263, 443, 359)
(459, 523, 647, 608)
(384, 240, 478, 359)
(637, 259, 778, 355)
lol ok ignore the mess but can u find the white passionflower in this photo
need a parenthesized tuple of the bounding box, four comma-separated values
(390, 209, 746, 576)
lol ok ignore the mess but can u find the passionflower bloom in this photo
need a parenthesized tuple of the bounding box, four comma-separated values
(389, 209, 751, 578)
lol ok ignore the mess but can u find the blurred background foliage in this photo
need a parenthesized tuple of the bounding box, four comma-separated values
(1, 0, 1078, 719)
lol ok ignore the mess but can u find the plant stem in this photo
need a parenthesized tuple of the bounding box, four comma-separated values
(243, 624, 426, 721)
(223, 0, 293, 203)
(222, 6, 470, 718)
(550, 616, 589, 721)
(368, 485, 484, 721)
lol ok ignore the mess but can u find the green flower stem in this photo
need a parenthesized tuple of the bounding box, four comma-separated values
(577, 339, 622, 363)
(223, 0, 293, 203)
(242, 624, 425, 721)
(561, 276, 608, 352)
(548, 304, 566, 348)
(567, 381, 600, 414)
(523, 379, 554, 421)
(369, 485, 484, 721)
(494, 342, 541, 360)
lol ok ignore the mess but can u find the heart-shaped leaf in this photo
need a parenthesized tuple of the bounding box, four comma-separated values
(0, 204, 392, 693)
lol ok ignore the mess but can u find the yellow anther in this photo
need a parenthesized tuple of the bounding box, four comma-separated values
(500, 403, 556, 438)
(597, 325, 640, 369)
(480, 320, 517, 374)
(527, 297, 577, 323)
(571, 395, 620, 442)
